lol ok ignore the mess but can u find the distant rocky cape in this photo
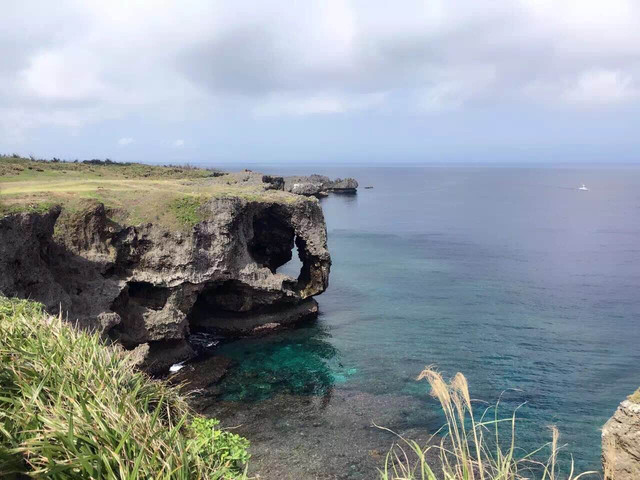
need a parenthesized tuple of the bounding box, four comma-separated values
(0, 171, 358, 373)
(282, 174, 358, 197)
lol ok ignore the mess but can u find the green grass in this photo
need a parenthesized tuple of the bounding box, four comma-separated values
(1, 156, 304, 230)
(0, 297, 249, 479)
(629, 388, 640, 403)
(379, 367, 597, 480)
(0, 199, 59, 216)
(169, 195, 208, 228)
(0, 155, 216, 181)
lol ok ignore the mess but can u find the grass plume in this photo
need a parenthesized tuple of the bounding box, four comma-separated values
(379, 366, 598, 480)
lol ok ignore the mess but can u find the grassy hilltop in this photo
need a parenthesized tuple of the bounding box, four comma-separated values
(0, 155, 301, 230)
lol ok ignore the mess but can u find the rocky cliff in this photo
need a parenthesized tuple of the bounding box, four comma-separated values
(0, 194, 330, 373)
(602, 392, 640, 480)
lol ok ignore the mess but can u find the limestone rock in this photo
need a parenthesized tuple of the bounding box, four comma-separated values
(283, 174, 358, 196)
(261, 175, 285, 190)
(129, 340, 195, 375)
(326, 177, 359, 192)
(0, 194, 331, 372)
(169, 355, 232, 391)
(602, 398, 640, 480)
(289, 181, 325, 196)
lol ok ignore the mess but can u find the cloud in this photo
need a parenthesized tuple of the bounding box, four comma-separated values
(2, 0, 640, 142)
(563, 70, 638, 107)
(252, 92, 386, 117)
(172, 139, 185, 147)
(117, 137, 134, 146)
(21, 50, 106, 102)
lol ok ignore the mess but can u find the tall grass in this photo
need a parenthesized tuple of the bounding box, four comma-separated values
(379, 367, 598, 480)
(0, 297, 249, 479)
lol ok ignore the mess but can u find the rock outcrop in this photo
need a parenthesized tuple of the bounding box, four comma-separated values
(283, 174, 358, 197)
(602, 394, 640, 480)
(0, 194, 330, 374)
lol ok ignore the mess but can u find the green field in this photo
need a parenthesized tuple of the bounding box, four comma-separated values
(0, 156, 301, 230)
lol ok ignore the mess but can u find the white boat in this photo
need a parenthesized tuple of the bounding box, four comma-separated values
(578, 184, 589, 191)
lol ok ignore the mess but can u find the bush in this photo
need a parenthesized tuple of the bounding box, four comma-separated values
(0, 297, 249, 479)
(169, 195, 208, 228)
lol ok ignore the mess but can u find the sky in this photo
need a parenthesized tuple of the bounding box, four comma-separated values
(1, 0, 640, 165)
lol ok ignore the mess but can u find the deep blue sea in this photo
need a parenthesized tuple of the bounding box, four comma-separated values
(209, 165, 640, 473)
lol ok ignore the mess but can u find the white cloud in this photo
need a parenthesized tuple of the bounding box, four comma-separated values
(252, 92, 386, 117)
(117, 137, 134, 146)
(21, 50, 106, 101)
(173, 139, 185, 147)
(416, 65, 497, 112)
(2, 0, 640, 141)
(563, 70, 638, 107)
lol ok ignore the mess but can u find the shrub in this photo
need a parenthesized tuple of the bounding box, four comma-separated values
(169, 195, 208, 228)
(0, 297, 249, 479)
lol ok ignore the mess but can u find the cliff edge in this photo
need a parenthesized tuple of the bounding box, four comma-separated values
(602, 390, 640, 480)
(0, 158, 331, 373)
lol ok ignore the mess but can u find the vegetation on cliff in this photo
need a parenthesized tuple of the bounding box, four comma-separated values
(0, 297, 249, 479)
(381, 367, 596, 480)
(628, 388, 640, 403)
(0, 155, 304, 231)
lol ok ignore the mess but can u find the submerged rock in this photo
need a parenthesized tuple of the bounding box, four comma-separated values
(602, 394, 640, 480)
(0, 193, 331, 373)
(283, 174, 358, 196)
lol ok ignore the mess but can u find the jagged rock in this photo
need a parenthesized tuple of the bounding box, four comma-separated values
(602, 396, 640, 480)
(326, 177, 358, 192)
(97, 311, 121, 332)
(0, 194, 331, 372)
(0, 206, 71, 313)
(129, 340, 196, 375)
(262, 175, 285, 190)
(283, 174, 358, 196)
(289, 182, 325, 196)
(169, 355, 232, 391)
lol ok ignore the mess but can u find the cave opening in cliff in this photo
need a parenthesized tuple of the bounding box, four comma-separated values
(188, 279, 303, 334)
(248, 206, 295, 273)
(276, 237, 304, 280)
(248, 206, 307, 284)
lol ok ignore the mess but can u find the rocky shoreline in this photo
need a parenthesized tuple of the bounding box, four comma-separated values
(0, 164, 358, 374)
(3, 158, 640, 479)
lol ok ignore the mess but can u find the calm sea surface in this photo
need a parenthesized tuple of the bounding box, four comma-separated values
(206, 165, 640, 473)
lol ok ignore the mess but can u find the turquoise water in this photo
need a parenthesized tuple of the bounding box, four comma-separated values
(213, 165, 640, 472)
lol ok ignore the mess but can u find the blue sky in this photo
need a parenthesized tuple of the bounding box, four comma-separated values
(2, 1, 640, 164)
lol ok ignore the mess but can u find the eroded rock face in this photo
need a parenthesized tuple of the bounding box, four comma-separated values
(283, 174, 358, 196)
(602, 398, 640, 480)
(0, 196, 331, 373)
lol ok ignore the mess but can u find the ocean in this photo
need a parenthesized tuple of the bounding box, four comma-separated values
(202, 165, 640, 478)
